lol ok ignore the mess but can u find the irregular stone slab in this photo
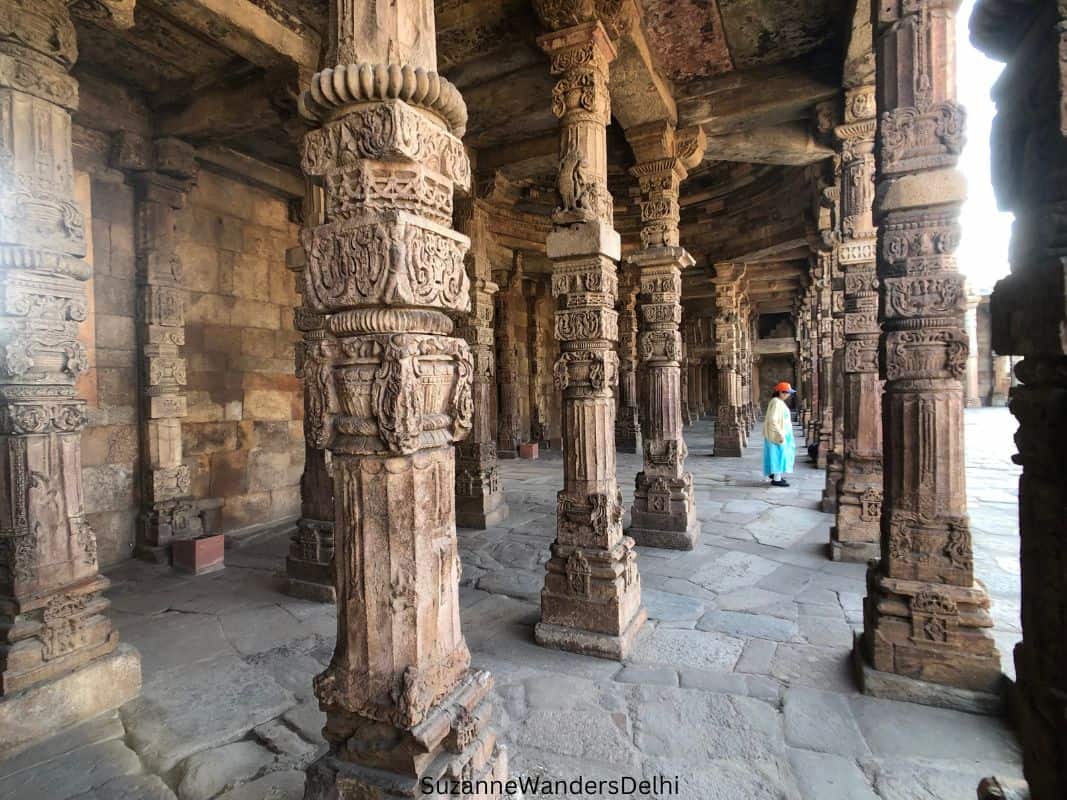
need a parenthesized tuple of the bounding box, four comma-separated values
(861, 757, 1025, 800)
(641, 588, 707, 622)
(770, 643, 854, 692)
(676, 668, 748, 696)
(177, 741, 277, 800)
(631, 628, 745, 672)
(219, 604, 307, 656)
(783, 688, 870, 757)
(119, 610, 236, 676)
(643, 758, 802, 800)
(697, 609, 798, 642)
(509, 747, 644, 800)
(70, 774, 177, 800)
(747, 506, 828, 548)
(691, 551, 781, 593)
(476, 569, 544, 602)
(514, 709, 638, 766)
(757, 565, 814, 597)
(216, 769, 306, 800)
(736, 639, 777, 675)
(848, 695, 1021, 762)
(122, 655, 297, 773)
(632, 686, 784, 762)
(246, 646, 326, 703)
(789, 749, 878, 800)
(0, 644, 141, 759)
(615, 665, 679, 686)
(523, 674, 599, 710)
(254, 720, 317, 763)
(0, 739, 142, 800)
(723, 500, 772, 515)
(797, 615, 855, 647)
(715, 587, 797, 618)
(282, 701, 326, 747)
(0, 712, 124, 780)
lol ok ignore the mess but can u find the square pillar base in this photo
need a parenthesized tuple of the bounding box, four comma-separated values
(852, 632, 1004, 716)
(534, 607, 648, 661)
(285, 576, 337, 603)
(830, 537, 880, 563)
(0, 644, 142, 759)
(628, 519, 700, 551)
(457, 491, 510, 530)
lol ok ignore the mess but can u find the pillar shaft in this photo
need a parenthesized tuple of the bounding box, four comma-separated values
(832, 88, 883, 562)
(286, 197, 337, 601)
(712, 268, 744, 457)
(624, 122, 703, 550)
(859, 0, 999, 701)
(615, 265, 640, 452)
(0, 0, 139, 744)
(975, 0, 1067, 790)
(455, 199, 508, 528)
(964, 294, 981, 407)
(298, 1, 506, 794)
(495, 254, 523, 459)
(533, 12, 645, 659)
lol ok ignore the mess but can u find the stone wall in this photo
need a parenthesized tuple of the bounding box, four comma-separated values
(758, 355, 796, 407)
(179, 171, 303, 535)
(83, 171, 141, 566)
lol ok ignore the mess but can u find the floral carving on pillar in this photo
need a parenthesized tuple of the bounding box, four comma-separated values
(831, 85, 884, 562)
(533, 14, 646, 660)
(0, 0, 131, 703)
(623, 121, 704, 550)
(857, 0, 1000, 702)
(298, 2, 507, 796)
(712, 265, 745, 457)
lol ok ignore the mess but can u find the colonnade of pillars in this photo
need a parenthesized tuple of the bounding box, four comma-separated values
(1, 0, 1061, 798)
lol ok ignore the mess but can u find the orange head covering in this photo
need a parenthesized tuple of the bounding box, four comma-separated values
(774, 382, 796, 394)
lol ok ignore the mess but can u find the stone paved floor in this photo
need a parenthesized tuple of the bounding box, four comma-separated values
(0, 410, 1024, 800)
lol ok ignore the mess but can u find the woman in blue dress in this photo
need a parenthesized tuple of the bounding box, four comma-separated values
(763, 382, 796, 487)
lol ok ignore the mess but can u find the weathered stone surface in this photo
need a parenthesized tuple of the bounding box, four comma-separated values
(631, 627, 744, 671)
(70, 774, 177, 800)
(0, 646, 142, 759)
(783, 688, 869, 757)
(615, 665, 679, 686)
(697, 609, 798, 642)
(216, 770, 305, 800)
(514, 709, 638, 766)
(788, 749, 879, 800)
(121, 655, 296, 773)
(177, 741, 277, 800)
(0, 739, 142, 800)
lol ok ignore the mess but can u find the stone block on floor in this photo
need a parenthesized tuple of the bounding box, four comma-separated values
(172, 534, 226, 575)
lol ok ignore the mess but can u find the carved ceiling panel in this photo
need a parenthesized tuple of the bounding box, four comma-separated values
(716, 0, 843, 69)
(642, 0, 734, 81)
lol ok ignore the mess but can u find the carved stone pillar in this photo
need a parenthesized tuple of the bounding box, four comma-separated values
(812, 252, 836, 470)
(679, 342, 692, 427)
(615, 264, 640, 453)
(287, 236, 337, 602)
(456, 198, 508, 528)
(113, 138, 203, 563)
(625, 122, 704, 550)
(964, 293, 981, 408)
(737, 301, 753, 446)
(795, 295, 813, 435)
(831, 87, 883, 563)
(974, 0, 1066, 790)
(532, 7, 645, 659)
(0, 0, 140, 753)
(990, 354, 1011, 406)
(296, 1, 507, 794)
(495, 253, 523, 459)
(712, 268, 744, 456)
(857, 0, 1000, 707)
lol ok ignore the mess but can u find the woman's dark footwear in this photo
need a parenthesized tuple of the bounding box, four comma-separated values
(771, 479, 790, 487)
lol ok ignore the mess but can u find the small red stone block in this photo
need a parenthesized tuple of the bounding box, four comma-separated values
(518, 442, 539, 459)
(172, 534, 225, 575)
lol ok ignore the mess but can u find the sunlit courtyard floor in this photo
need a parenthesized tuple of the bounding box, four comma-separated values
(0, 409, 1024, 800)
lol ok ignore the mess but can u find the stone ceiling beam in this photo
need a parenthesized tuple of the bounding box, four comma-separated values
(196, 144, 303, 198)
(147, 0, 320, 71)
(677, 54, 840, 136)
(607, 0, 678, 130)
(157, 72, 290, 140)
(705, 122, 834, 166)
